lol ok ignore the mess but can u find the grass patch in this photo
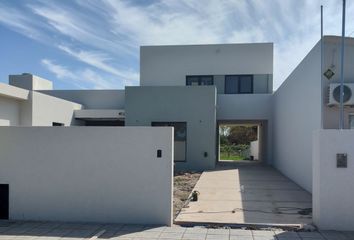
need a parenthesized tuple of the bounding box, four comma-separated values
(220, 154, 244, 161)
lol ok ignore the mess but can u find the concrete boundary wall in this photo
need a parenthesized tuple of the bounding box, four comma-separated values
(0, 127, 173, 225)
(313, 130, 354, 231)
(273, 41, 321, 193)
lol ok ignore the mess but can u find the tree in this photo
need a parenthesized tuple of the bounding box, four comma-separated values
(227, 126, 257, 145)
(219, 126, 230, 145)
(219, 126, 230, 136)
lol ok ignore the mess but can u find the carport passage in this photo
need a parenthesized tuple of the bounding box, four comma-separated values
(175, 163, 312, 226)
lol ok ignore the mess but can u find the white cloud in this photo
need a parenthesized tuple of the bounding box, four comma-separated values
(41, 59, 77, 80)
(1, 0, 354, 89)
(28, 2, 135, 57)
(41, 59, 121, 89)
(0, 3, 46, 42)
(57, 45, 139, 86)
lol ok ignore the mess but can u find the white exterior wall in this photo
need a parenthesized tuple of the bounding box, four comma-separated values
(125, 86, 216, 171)
(31, 92, 82, 126)
(217, 94, 272, 120)
(39, 90, 125, 109)
(0, 96, 20, 126)
(0, 83, 30, 126)
(250, 140, 259, 160)
(19, 95, 32, 126)
(313, 130, 354, 231)
(273, 41, 321, 193)
(0, 82, 83, 126)
(0, 127, 173, 225)
(140, 43, 273, 87)
(9, 74, 53, 90)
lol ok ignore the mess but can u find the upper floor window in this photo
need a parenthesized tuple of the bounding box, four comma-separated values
(225, 75, 253, 94)
(186, 75, 213, 86)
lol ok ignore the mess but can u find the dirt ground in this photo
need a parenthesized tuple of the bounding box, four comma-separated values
(173, 171, 202, 218)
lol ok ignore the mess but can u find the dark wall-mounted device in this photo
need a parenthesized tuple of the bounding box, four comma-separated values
(157, 149, 162, 158)
(337, 153, 347, 168)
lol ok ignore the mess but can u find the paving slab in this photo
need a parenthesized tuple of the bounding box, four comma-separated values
(0, 220, 352, 240)
(175, 164, 312, 226)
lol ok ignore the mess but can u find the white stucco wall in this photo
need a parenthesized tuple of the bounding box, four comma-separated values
(39, 90, 125, 109)
(0, 127, 173, 225)
(31, 92, 82, 126)
(0, 88, 83, 126)
(250, 140, 259, 160)
(272, 41, 322, 193)
(0, 96, 20, 126)
(313, 130, 354, 231)
(140, 43, 273, 87)
(0, 83, 30, 126)
(9, 74, 53, 90)
(0, 82, 29, 100)
(19, 94, 32, 126)
(125, 86, 217, 171)
(217, 94, 273, 120)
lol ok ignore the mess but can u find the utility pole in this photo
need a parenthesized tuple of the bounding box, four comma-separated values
(321, 5, 324, 129)
(339, 0, 346, 129)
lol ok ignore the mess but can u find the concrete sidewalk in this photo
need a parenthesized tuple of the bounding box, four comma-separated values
(0, 220, 353, 240)
(175, 163, 312, 226)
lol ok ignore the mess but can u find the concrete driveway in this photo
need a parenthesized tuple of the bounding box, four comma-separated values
(175, 163, 312, 226)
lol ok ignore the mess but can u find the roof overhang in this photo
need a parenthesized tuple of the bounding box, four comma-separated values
(0, 83, 29, 100)
(74, 109, 125, 121)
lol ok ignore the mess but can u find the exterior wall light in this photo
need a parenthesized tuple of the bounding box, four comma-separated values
(324, 68, 335, 80)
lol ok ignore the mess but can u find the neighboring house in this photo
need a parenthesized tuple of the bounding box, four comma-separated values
(0, 36, 353, 190)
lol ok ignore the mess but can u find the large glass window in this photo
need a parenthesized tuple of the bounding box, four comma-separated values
(186, 75, 213, 86)
(225, 75, 253, 94)
(239, 75, 253, 93)
(186, 76, 199, 86)
(225, 75, 238, 94)
(152, 122, 187, 162)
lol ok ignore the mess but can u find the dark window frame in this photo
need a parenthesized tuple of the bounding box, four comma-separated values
(186, 75, 214, 86)
(151, 121, 187, 162)
(224, 75, 253, 94)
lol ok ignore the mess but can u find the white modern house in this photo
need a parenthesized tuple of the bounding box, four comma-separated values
(0, 43, 273, 171)
(0, 36, 354, 230)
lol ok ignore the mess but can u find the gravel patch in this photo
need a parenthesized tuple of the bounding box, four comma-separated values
(174, 171, 202, 218)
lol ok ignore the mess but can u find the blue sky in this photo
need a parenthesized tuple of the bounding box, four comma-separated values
(0, 0, 353, 90)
